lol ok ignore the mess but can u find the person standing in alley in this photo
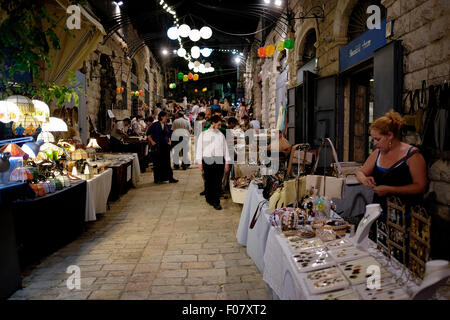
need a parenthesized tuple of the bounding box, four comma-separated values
(171, 111, 191, 170)
(196, 115, 231, 210)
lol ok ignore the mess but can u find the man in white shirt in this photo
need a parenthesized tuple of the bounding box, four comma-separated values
(196, 115, 231, 210)
(172, 112, 191, 170)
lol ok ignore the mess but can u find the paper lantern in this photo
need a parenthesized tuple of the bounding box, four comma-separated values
(188, 73, 193, 80)
(257, 47, 266, 58)
(167, 26, 179, 40)
(188, 62, 195, 69)
(135, 91, 140, 97)
(191, 46, 200, 59)
(177, 72, 184, 80)
(284, 39, 294, 50)
(183, 75, 188, 82)
(130, 91, 134, 96)
(6, 95, 35, 115)
(139, 90, 144, 96)
(202, 87, 207, 92)
(276, 40, 285, 52)
(266, 44, 276, 57)
(178, 24, 191, 38)
(177, 48, 186, 57)
(201, 48, 212, 57)
(193, 67, 199, 73)
(116, 88, 121, 93)
(120, 87, 124, 93)
(172, 83, 176, 88)
(193, 74, 199, 81)
(199, 26, 212, 39)
(194, 61, 200, 67)
(0, 101, 21, 123)
(205, 62, 211, 68)
(194, 89, 198, 93)
(188, 29, 201, 42)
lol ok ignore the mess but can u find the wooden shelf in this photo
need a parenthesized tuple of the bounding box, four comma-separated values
(409, 251, 426, 266)
(387, 239, 406, 251)
(387, 220, 406, 232)
(410, 231, 430, 247)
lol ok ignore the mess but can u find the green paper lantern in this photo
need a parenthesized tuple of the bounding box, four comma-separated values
(172, 83, 176, 88)
(284, 39, 294, 50)
(177, 72, 184, 80)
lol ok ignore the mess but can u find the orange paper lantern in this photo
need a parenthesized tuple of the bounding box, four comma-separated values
(188, 73, 193, 80)
(193, 74, 199, 81)
(194, 89, 198, 93)
(266, 45, 275, 57)
(257, 47, 266, 58)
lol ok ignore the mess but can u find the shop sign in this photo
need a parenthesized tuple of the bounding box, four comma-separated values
(339, 19, 387, 72)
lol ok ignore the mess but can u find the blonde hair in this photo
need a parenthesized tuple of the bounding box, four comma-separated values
(369, 109, 404, 139)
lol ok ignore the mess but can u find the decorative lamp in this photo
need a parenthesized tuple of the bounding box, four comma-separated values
(177, 48, 186, 57)
(130, 91, 134, 96)
(199, 26, 212, 39)
(188, 73, 193, 80)
(32, 100, 50, 123)
(193, 67, 199, 73)
(201, 48, 212, 57)
(178, 24, 191, 38)
(169, 84, 173, 89)
(266, 45, 276, 57)
(202, 87, 207, 92)
(120, 87, 124, 93)
(116, 88, 121, 93)
(22, 140, 45, 159)
(9, 167, 33, 182)
(42, 117, 68, 132)
(193, 74, 199, 81)
(188, 29, 201, 42)
(0, 101, 21, 123)
(6, 95, 35, 115)
(86, 138, 101, 160)
(40, 142, 64, 161)
(191, 47, 200, 59)
(37, 131, 55, 143)
(72, 165, 78, 176)
(167, 26, 179, 40)
(284, 39, 294, 50)
(13, 114, 40, 136)
(139, 90, 144, 96)
(0, 143, 26, 158)
(71, 148, 88, 160)
(276, 40, 285, 51)
(257, 47, 266, 58)
(58, 141, 76, 152)
(183, 75, 189, 82)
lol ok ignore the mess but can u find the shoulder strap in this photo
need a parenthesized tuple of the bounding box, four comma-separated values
(380, 149, 420, 181)
(250, 200, 267, 229)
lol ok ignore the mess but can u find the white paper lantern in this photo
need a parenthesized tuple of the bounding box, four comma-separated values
(178, 24, 191, 38)
(209, 67, 215, 72)
(188, 62, 195, 69)
(191, 51, 200, 59)
(199, 64, 206, 73)
(193, 67, 199, 73)
(188, 29, 201, 42)
(194, 60, 200, 67)
(199, 26, 212, 39)
(167, 26, 179, 40)
(201, 48, 212, 57)
(177, 48, 186, 57)
(205, 62, 211, 68)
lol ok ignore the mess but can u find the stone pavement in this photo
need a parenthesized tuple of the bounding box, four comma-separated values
(9, 166, 271, 300)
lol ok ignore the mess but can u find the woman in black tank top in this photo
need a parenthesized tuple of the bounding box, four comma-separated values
(356, 111, 427, 211)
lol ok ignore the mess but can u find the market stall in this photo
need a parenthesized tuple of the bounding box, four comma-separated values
(85, 168, 113, 221)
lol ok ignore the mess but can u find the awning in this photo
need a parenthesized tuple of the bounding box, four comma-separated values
(40, 0, 105, 85)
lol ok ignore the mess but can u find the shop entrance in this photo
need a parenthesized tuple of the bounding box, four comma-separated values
(346, 63, 374, 163)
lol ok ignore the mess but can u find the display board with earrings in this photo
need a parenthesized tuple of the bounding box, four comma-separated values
(386, 196, 408, 265)
(408, 205, 431, 279)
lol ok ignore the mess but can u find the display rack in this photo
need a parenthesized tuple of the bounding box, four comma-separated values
(386, 196, 407, 265)
(408, 205, 431, 279)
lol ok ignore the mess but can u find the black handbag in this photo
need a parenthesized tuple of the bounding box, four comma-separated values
(262, 173, 284, 200)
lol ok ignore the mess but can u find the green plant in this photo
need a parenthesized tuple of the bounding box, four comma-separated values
(36, 71, 84, 107)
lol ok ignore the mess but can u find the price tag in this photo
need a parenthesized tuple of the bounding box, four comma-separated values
(108, 110, 115, 119)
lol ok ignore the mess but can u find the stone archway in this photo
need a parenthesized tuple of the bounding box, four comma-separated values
(99, 54, 116, 133)
(333, 0, 360, 41)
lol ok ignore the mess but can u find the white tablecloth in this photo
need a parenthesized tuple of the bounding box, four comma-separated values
(85, 168, 113, 222)
(98, 153, 141, 187)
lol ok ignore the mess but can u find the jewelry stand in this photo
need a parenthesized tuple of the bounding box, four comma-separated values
(408, 205, 431, 279)
(350, 203, 382, 250)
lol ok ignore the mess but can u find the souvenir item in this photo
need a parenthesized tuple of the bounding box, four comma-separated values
(288, 237, 324, 251)
(386, 196, 407, 264)
(408, 205, 431, 279)
(356, 281, 409, 300)
(337, 256, 392, 285)
(325, 238, 353, 250)
(36, 183, 46, 197)
(316, 289, 359, 300)
(311, 219, 348, 237)
(292, 248, 334, 272)
(10, 167, 33, 181)
(305, 266, 349, 294)
(329, 247, 369, 263)
(316, 228, 337, 242)
(281, 210, 299, 231)
(376, 220, 389, 255)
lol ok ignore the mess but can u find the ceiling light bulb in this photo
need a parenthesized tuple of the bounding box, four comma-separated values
(162, 49, 168, 55)
(234, 57, 240, 64)
(178, 24, 191, 38)
(189, 29, 201, 42)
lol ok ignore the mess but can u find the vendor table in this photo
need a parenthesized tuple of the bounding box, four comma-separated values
(0, 183, 34, 299)
(118, 141, 149, 173)
(85, 168, 113, 222)
(98, 153, 140, 187)
(11, 181, 87, 268)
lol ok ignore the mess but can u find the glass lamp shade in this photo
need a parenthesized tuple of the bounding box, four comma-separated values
(0, 101, 21, 123)
(199, 26, 212, 39)
(13, 114, 41, 136)
(188, 29, 201, 42)
(37, 131, 55, 143)
(22, 140, 44, 159)
(71, 148, 88, 160)
(86, 138, 101, 149)
(6, 95, 35, 115)
(32, 100, 50, 123)
(0, 143, 26, 157)
(9, 167, 33, 182)
(42, 117, 68, 132)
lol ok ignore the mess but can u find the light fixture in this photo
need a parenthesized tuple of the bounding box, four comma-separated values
(32, 99, 50, 123)
(188, 62, 195, 69)
(0, 101, 21, 123)
(264, 0, 270, 4)
(275, 0, 282, 6)
(205, 62, 211, 68)
(234, 57, 241, 64)
(201, 48, 212, 57)
(193, 67, 199, 73)
(191, 46, 200, 59)
(162, 49, 169, 55)
(177, 48, 186, 57)
(167, 26, 179, 40)
(14, 114, 40, 135)
(22, 140, 44, 159)
(6, 95, 35, 115)
(189, 29, 201, 42)
(199, 26, 212, 39)
(42, 117, 68, 132)
(37, 131, 55, 143)
(178, 24, 191, 38)
(117, 1, 123, 6)
(194, 60, 200, 67)
(86, 138, 101, 160)
(370, 78, 374, 82)
(0, 143, 26, 158)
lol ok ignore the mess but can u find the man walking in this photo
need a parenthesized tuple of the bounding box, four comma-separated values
(196, 115, 231, 210)
(171, 112, 191, 170)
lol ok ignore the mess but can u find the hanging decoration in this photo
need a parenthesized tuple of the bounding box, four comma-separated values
(194, 89, 198, 93)
(266, 45, 276, 57)
(177, 72, 184, 80)
(116, 87, 125, 93)
(193, 74, 199, 81)
(202, 87, 207, 92)
(183, 75, 189, 82)
(257, 47, 266, 58)
(257, 39, 296, 58)
(276, 40, 285, 52)
(188, 73, 193, 80)
(284, 39, 295, 50)
(169, 83, 177, 89)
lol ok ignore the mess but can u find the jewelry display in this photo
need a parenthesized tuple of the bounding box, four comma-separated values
(386, 196, 407, 265)
(408, 205, 431, 279)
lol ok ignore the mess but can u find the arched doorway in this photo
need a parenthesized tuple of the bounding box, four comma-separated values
(99, 54, 116, 134)
(347, 0, 386, 41)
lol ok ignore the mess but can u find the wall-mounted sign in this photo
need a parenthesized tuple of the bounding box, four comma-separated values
(339, 19, 387, 72)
